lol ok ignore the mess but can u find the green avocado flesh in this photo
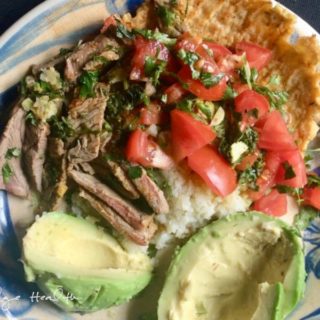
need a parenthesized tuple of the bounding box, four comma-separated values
(22, 212, 152, 312)
(158, 212, 305, 320)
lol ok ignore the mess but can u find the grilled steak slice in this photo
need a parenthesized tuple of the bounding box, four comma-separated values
(50, 157, 68, 211)
(23, 122, 50, 192)
(79, 190, 157, 245)
(68, 134, 100, 164)
(99, 131, 112, 153)
(130, 168, 169, 215)
(0, 105, 29, 197)
(65, 35, 119, 82)
(48, 137, 65, 159)
(68, 97, 107, 133)
(69, 170, 145, 229)
(105, 159, 140, 199)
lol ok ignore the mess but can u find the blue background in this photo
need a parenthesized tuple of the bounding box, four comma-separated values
(0, 0, 319, 35)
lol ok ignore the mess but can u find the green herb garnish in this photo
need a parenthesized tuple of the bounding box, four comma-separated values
(294, 206, 319, 231)
(134, 29, 177, 46)
(283, 161, 296, 180)
(144, 56, 167, 85)
(79, 70, 99, 98)
(5, 148, 21, 160)
(48, 116, 74, 140)
(199, 72, 224, 88)
(156, 5, 176, 27)
(2, 162, 13, 184)
(127, 166, 143, 179)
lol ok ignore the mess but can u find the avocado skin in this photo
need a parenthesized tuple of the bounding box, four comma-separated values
(157, 211, 306, 320)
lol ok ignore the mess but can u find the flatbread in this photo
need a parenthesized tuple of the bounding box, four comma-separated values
(124, 0, 320, 151)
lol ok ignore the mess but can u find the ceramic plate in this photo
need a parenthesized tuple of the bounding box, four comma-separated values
(0, 1, 319, 319)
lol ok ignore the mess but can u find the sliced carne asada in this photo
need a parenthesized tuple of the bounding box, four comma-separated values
(23, 122, 50, 192)
(129, 167, 169, 214)
(79, 190, 157, 245)
(50, 156, 68, 211)
(65, 35, 120, 82)
(69, 169, 146, 229)
(68, 97, 107, 133)
(47, 137, 65, 159)
(105, 159, 140, 199)
(68, 134, 100, 164)
(0, 105, 29, 197)
(99, 131, 112, 152)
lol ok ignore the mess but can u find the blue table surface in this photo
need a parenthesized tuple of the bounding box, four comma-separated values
(0, 0, 319, 35)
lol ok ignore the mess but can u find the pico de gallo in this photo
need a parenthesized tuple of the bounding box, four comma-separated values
(99, 17, 320, 217)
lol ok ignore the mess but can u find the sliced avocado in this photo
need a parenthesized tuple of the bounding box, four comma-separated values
(157, 212, 305, 320)
(22, 212, 153, 312)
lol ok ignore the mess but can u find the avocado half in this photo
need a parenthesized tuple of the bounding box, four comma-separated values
(22, 212, 153, 312)
(157, 212, 305, 320)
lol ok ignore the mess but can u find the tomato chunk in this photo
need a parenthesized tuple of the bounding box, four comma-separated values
(247, 151, 281, 201)
(178, 66, 227, 101)
(171, 109, 216, 161)
(252, 189, 287, 216)
(130, 37, 170, 80)
(126, 129, 173, 169)
(303, 187, 320, 210)
(100, 15, 116, 33)
(235, 90, 270, 126)
(203, 42, 232, 59)
(275, 149, 307, 188)
(257, 111, 297, 151)
(235, 41, 272, 70)
(140, 102, 162, 125)
(188, 146, 237, 197)
(236, 151, 260, 171)
(165, 83, 187, 104)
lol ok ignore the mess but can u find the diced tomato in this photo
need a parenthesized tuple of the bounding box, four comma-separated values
(140, 102, 162, 125)
(257, 111, 297, 151)
(275, 149, 307, 188)
(164, 83, 187, 104)
(235, 41, 272, 70)
(235, 90, 270, 126)
(188, 146, 237, 197)
(130, 37, 170, 80)
(100, 15, 116, 33)
(171, 109, 216, 161)
(203, 42, 232, 59)
(236, 151, 260, 171)
(252, 189, 287, 216)
(247, 151, 281, 201)
(178, 66, 227, 101)
(233, 83, 250, 95)
(126, 129, 173, 169)
(303, 187, 320, 210)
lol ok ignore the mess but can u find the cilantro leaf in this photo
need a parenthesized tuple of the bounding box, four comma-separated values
(134, 29, 177, 46)
(307, 174, 320, 187)
(48, 116, 74, 140)
(115, 23, 133, 39)
(79, 71, 99, 98)
(294, 206, 319, 231)
(144, 56, 167, 85)
(5, 148, 21, 160)
(283, 161, 296, 180)
(199, 72, 224, 88)
(156, 5, 176, 27)
(127, 166, 143, 179)
(254, 85, 288, 111)
(2, 162, 13, 184)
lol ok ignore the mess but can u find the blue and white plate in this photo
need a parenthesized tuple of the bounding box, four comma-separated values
(0, 1, 319, 319)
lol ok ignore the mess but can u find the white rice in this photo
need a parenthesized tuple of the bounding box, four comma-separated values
(154, 164, 251, 249)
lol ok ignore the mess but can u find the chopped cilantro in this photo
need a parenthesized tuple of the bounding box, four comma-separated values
(144, 56, 167, 85)
(146, 168, 170, 194)
(294, 206, 319, 231)
(103, 121, 113, 132)
(276, 185, 303, 203)
(268, 74, 281, 86)
(176, 97, 194, 113)
(115, 23, 133, 39)
(223, 86, 237, 100)
(25, 111, 38, 126)
(147, 243, 158, 258)
(156, 5, 176, 27)
(79, 70, 99, 98)
(254, 85, 288, 111)
(177, 49, 201, 79)
(239, 156, 264, 190)
(195, 100, 215, 121)
(134, 29, 177, 46)
(199, 72, 224, 88)
(2, 162, 13, 184)
(127, 166, 143, 179)
(5, 148, 21, 160)
(239, 127, 258, 152)
(59, 47, 72, 56)
(48, 116, 74, 140)
(283, 161, 296, 179)
(307, 174, 320, 188)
